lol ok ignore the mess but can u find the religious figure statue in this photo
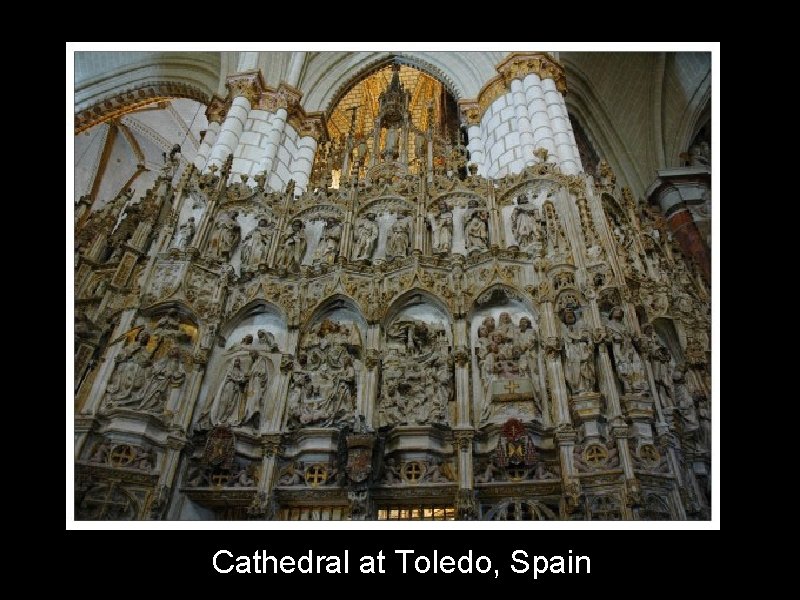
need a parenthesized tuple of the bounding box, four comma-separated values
(138, 347, 185, 413)
(605, 307, 648, 395)
(429, 200, 453, 254)
(313, 218, 341, 265)
(352, 214, 378, 261)
(287, 320, 362, 430)
(172, 217, 195, 250)
(517, 316, 543, 409)
(104, 330, 152, 407)
(277, 219, 307, 272)
(205, 357, 248, 426)
(384, 126, 400, 160)
(386, 219, 410, 258)
(240, 217, 273, 273)
(242, 350, 268, 428)
(464, 211, 488, 252)
(326, 355, 356, 423)
(671, 362, 694, 408)
(561, 307, 596, 395)
(511, 195, 542, 250)
(207, 211, 240, 260)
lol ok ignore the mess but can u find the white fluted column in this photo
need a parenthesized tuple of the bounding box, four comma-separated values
(543, 77, 580, 174)
(511, 79, 535, 166)
(207, 96, 251, 171)
(256, 107, 287, 182)
(291, 135, 317, 193)
(194, 121, 220, 171)
(466, 125, 485, 176)
(565, 112, 583, 172)
(523, 73, 557, 162)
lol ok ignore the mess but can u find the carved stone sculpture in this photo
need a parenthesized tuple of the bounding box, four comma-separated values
(104, 330, 152, 407)
(277, 220, 307, 272)
(476, 314, 543, 424)
(207, 211, 240, 260)
(172, 217, 195, 250)
(240, 217, 273, 273)
(313, 218, 341, 266)
(138, 347, 185, 413)
(286, 319, 361, 430)
(606, 307, 648, 395)
(561, 308, 596, 395)
(512, 195, 543, 251)
(464, 210, 488, 252)
(379, 319, 452, 428)
(352, 214, 379, 261)
(429, 200, 453, 254)
(386, 219, 410, 258)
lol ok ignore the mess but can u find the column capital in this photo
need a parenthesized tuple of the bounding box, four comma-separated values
(261, 433, 283, 457)
(205, 94, 228, 125)
(453, 428, 475, 451)
(645, 167, 711, 216)
(457, 52, 567, 126)
(496, 52, 567, 94)
(458, 100, 481, 126)
(257, 81, 302, 112)
(225, 69, 267, 105)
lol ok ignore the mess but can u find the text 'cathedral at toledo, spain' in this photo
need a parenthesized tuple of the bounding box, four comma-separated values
(73, 50, 711, 520)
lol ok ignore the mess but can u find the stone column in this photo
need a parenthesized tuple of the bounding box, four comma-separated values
(453, 319, 472, 428)
(207, 71, 266, 174)
(194, 121, 220, 171)
(511, 78, 535, 167)
(542, 77, 580, 175)
(149, 437, 186, 519)
(291, 135, 317, 193)
(257, 107, 287, 181)
(524, 73, 557, 161)
(453, 429, 478, 519)
(175, 359, 209, 431)
(362, 324, 382, 427)
(207, 95, 251, 171)
(667, 207, 710, 281)
(646, 168, 711, 282)
(264, 354, 294, 432)
(81, 307, 137, 416)
(540, 302, 570, 426)
(466, 125, 484, 176)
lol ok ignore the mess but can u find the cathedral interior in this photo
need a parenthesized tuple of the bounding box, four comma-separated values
(73, 50, 712, 521)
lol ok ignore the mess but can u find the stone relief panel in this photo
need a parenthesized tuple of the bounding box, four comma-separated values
(195, 307, 284, 431)
(101, 311, 195, 419)
(171, 195, 204, 251)
(354, 197, 416, 262)
(471, 295, 545, 427)
(234, 213, 277, 277)
(286, 305, 365, 430)
(438, 195, 489, 256)
(604, 306, 649, 397)
(499, 181, 558, 251)
(559, 301, 597, 398)
(379, 296, 453, 428)
(205, 210, 241, 262)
